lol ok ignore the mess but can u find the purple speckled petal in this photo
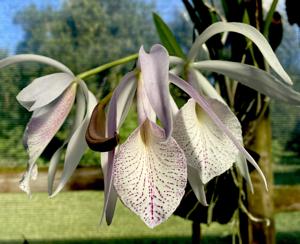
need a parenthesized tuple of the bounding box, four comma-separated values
(113, 119, 187, 228)
(169, 73, 267, 190)
(173, 99, 241, 184)
(139, 45, 173, 139)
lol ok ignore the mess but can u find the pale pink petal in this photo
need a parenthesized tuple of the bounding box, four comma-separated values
(139, 45, 173, 138)
(137, 80, 156, 124)
(114, 120, 187, 228)
(20, 84, 76, 195)
(47, 86, 87, 195)
(173, 99, 241, 184)
(51, 84, 98, 197)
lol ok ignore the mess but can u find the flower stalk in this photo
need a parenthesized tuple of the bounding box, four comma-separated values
(76, 53, 138, 80)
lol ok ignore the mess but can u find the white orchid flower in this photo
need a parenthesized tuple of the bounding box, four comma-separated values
(0, 54, 97, 195)
(101, 45, 187, 228)
(101, 43, 268, 228)
(168, 22, 299, 205)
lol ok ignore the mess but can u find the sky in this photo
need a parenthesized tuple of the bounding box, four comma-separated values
(0, 0, 183, 54)
(0, 0, 298, 74)
(0, 0, 62, 53)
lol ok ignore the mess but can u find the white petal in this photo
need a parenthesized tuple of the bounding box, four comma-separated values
(17, 73, 75, 111)
(193, 60, 300, 105)
(170, 73, 267, 190)
(102, 71, 137, 225)
(51, 84, 97, 197)
(47, 86, 87, 195)
(20, 84, 76, 195)
(236, 152, 254, 193)
(188, 22, 292, 85)
(100, 149, 118, 225)
(187, 165, 208, 206)
(139, 45, 173, 138)
(137, 80, 156, 123)
(173, 99, 241, 184)
(115, 72, 137, 128)
(0, 54, 74, 75)
(19, 164, 38, 196)
(114, 120, 187, 228)
(47, 146, 63, 195)
(107, 71, 137, 135)
(188, 69, 226, 104)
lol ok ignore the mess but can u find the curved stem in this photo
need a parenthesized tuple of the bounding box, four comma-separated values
(77, 53, 138, 80)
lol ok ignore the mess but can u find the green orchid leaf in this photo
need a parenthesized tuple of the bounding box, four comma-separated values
(152, 13, 186, 59)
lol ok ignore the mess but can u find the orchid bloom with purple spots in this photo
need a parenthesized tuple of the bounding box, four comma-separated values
(167, 22, 299, 205)
(0, 54, 97, 195)
(101, 45, 187, 228)
(100, 44, 269, 228)
(0, 22, 297, 231)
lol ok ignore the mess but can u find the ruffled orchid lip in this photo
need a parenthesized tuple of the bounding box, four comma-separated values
(113, 119, 187, 228)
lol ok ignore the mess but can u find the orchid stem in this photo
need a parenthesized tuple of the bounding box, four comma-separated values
(77, 53, 138, 80)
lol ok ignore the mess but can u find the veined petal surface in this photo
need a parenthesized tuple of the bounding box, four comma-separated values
(173, 99, 241, 184)
(17, 73, 75, 111)
(51, 85, 97, 197)
(48, 86, 87, 195)
(114, 120, 187, 228)
(20, 84, 77, 195)
(169, 73, 267, 189)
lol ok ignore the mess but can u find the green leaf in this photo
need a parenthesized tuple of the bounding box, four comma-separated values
(152, 13, 186, 59)
(263, 0, 279, 37)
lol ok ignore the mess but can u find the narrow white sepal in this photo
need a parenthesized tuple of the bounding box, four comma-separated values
(187, 165, 208, 206)
(188, 22, 292, 85)
(0, 54, 74, 75)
